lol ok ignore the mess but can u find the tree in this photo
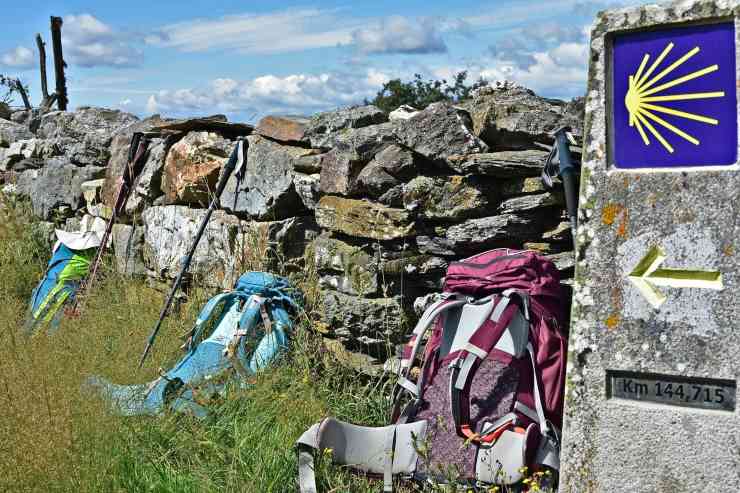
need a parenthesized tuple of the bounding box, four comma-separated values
(0, 75, 30, 106)
(367, 71, 489, 113)
(443, 71, 489, 101)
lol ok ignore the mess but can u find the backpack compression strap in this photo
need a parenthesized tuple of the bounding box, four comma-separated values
(296, 418, 427, 493)
(525, 341, 561, 471)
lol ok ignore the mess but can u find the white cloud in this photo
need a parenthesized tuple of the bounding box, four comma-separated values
(1, 46, 35, 68)
(146, 95, 159, 114)
(145, 68, 395, 119)
(489, 22, 587, 69)
(477, 44, 588, 98)
(63, 14, 142, 68)
(430, 37, 588, 100)
(213, 78, 238, 98)
(143, 3, 610, 60)
(549, 42, 589, 66)
(148, 9, 356, 55)
(353, 16, 447, 55)
(366, 68, 391, 88)
(145, 30, 589, 121)
(497, 49, 587, 97)
(439, 17, 475, 37)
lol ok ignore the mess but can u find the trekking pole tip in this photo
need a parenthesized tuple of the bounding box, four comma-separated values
(138, 344, 151, 369)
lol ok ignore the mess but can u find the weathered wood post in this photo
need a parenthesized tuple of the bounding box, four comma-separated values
(35, 34, 50, 104)
(50, 16, 67, 111)
(560, 1, 740, 491)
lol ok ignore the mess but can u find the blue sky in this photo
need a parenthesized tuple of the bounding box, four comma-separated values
(0, 0, 639, 122)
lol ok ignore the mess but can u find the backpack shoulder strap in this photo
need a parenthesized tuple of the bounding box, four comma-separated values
(248, 305, 291, 374)
(185, 292, 247, 350)
(448, 291, 527, 443)
(400, 294, 465, 370)
(224, 294, 265, 377)
(226, 294, 292, 377)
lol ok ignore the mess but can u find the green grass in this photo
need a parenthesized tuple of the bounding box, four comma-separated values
(0, 195, 400, 493)
(0, 196, 554, 493)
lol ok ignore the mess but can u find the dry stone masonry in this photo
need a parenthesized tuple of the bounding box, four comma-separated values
(0, 82, 582, 371)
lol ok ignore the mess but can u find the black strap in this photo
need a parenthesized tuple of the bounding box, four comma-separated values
(448, 300, 521, 441)
(232, 138, 248, 210)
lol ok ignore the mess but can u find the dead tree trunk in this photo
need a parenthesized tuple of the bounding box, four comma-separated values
(50, 16, 68, 111)
(15, 79, 31, 110)
(36, 34, 49, 101)
(36, 34, 57, 111)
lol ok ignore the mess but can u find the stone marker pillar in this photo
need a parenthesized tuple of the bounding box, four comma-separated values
(560, 1, 740, 492)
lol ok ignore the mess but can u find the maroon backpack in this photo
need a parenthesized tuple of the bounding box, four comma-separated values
(297, 249, 568, 492)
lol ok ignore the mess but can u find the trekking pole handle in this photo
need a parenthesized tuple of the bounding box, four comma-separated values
(138, 140, 246, 369)
(214, 138, 244, 199)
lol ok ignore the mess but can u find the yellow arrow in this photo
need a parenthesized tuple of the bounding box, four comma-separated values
(628, 245, 723, 308)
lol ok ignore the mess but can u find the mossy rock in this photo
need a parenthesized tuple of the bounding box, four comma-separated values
(500, 177, 548, 197)
(0, 102, 11, 120)
(315, 196, 415, 241)
(403, 175, 490, 221)
(308, 235, 378, 296)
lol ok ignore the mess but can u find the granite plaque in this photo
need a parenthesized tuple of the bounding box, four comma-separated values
(606, 370, 736, 413)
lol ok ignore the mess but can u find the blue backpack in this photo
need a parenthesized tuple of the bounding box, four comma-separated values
(25, 242, 94, 335)
(89, 272, 302, 417)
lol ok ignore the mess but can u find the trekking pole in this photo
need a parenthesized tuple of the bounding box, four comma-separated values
(70, 133, 150, 315)
(540, 126, 580, 252)
(138, 140, 246, 369)
(553, 127, 579, 252)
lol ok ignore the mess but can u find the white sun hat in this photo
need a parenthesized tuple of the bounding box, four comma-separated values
(54, 215, 108, 251)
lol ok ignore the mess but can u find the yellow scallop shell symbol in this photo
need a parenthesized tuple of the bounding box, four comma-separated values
(624, 42, 725, 154)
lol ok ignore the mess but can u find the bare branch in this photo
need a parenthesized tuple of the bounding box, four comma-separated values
(15, 79, 31, 110)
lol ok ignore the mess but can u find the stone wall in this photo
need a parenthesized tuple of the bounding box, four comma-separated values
(0, 83, 582, 370)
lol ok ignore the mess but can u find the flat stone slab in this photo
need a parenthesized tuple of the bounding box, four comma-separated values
(315, 196, 415, 241)
(309, 234, 378, 296)
(254, 115, 309, 144)
(81, 178, 105, 205)
(152, 115, 253, 139)
(446, 150, 547, 177)
(560, 2, 740, 492)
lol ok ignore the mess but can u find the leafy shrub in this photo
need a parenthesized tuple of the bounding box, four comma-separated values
(367, 71, 489, 113)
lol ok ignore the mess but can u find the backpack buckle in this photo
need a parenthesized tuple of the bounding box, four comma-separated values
(461, 418, 515, 445)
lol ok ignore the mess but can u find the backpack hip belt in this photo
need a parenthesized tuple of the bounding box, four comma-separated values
(297, 418, 428, 493)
